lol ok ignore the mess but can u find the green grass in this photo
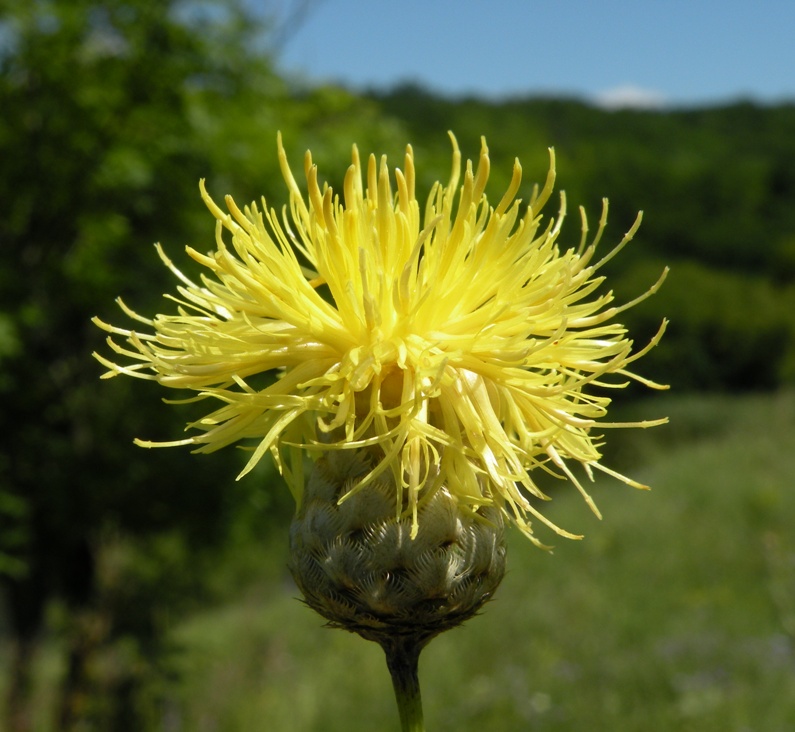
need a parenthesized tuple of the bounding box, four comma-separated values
(3, 391, 793, 730)
(165, 390, 795, 731)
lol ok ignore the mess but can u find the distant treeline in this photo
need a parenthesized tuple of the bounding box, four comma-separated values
(369, 85, 795, 391)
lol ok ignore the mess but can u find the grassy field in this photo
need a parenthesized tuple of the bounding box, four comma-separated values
(5, 390, 795, 731)
(161, 390, 795, 732)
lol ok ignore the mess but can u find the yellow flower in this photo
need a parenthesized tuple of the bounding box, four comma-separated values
(93, 132, 667, 547)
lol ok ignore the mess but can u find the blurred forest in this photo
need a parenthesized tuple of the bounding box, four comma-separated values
(1, 1, 794, 730)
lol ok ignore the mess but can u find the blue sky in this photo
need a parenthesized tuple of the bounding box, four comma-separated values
(275, 0, 795, 107)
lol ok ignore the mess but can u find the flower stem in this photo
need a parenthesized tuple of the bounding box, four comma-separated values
(382, 636, 426, 732)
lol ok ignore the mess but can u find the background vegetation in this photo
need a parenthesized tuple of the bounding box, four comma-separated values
(1, 1, 793, 730)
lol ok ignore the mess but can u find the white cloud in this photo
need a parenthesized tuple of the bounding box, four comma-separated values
(592, 84, 668, 110)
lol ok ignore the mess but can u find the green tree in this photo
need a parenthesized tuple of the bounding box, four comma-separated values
(370, 88, 795, 391)
(0, 1, 289, 728)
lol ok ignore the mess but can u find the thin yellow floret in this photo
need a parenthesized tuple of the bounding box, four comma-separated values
(93, 132, 667, 547)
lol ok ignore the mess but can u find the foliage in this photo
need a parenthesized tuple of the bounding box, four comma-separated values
(8, 390, 791, 731)
(0, 1, 287, 728)
(613, 259, 795, 391)
(370, 85, 795, 391)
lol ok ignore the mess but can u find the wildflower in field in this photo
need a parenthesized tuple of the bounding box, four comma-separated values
(93, 132, 667, 548)
(95, 133, 668, 730)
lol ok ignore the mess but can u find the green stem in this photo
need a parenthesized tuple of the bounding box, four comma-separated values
(383, 636, 425, 732)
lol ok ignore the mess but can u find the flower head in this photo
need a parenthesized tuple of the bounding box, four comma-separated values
(94, 132, 667, 547)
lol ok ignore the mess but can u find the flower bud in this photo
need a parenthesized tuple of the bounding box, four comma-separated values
(289, 449, 507, 646)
